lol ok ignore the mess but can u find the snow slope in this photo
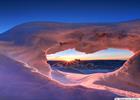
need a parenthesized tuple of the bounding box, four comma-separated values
(0, 19, 140, 99)
(0, 54, 122, 100)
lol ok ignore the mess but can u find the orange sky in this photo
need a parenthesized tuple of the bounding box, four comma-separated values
(47, 48, 134, 61)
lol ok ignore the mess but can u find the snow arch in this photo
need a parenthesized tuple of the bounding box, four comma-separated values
(0, 21, 140, 92)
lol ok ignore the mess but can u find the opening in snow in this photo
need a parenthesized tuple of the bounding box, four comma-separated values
(47, 48, 134, 74)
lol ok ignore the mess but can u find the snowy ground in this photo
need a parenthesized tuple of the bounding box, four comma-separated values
(51, 68, 140, 98)
(0, 54, 123, 100)
(0, 20, 140, 99)
(0, 54, 140, 100)
(52, 66, 112, 74)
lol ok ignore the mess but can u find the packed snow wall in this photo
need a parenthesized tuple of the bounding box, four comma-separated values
(0, 20, 140, 93)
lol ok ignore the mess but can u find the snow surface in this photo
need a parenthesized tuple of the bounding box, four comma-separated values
(0, 20, 140, 99)
(0, 54, 123, 100)
(0, 51, 140, 100)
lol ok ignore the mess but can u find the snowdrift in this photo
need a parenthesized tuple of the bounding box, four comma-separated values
(0, 54, 121, 100)
(0, 19, 140, 99)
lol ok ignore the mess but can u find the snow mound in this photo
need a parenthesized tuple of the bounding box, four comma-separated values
(0, 54, 122, 100)
(92, 51, 140, 94)
(0, 20, 140, 99)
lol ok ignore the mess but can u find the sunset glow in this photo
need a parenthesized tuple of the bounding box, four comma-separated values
(63, 58, 75, 62)
(47, 48, 134, 61)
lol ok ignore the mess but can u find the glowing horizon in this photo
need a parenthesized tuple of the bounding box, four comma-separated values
(47, 48, 134, 61)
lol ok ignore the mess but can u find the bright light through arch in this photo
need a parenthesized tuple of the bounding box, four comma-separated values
(47, 48, 134, 61)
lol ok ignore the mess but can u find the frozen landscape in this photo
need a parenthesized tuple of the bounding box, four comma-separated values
(0, 19, 140, 100)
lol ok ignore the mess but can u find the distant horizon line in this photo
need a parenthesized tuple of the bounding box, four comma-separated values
(47, 59, 127, 61)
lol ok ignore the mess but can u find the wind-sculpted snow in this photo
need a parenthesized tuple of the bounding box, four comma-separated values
(0, 19, 140, 99)
(0, 54, 122, 100)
